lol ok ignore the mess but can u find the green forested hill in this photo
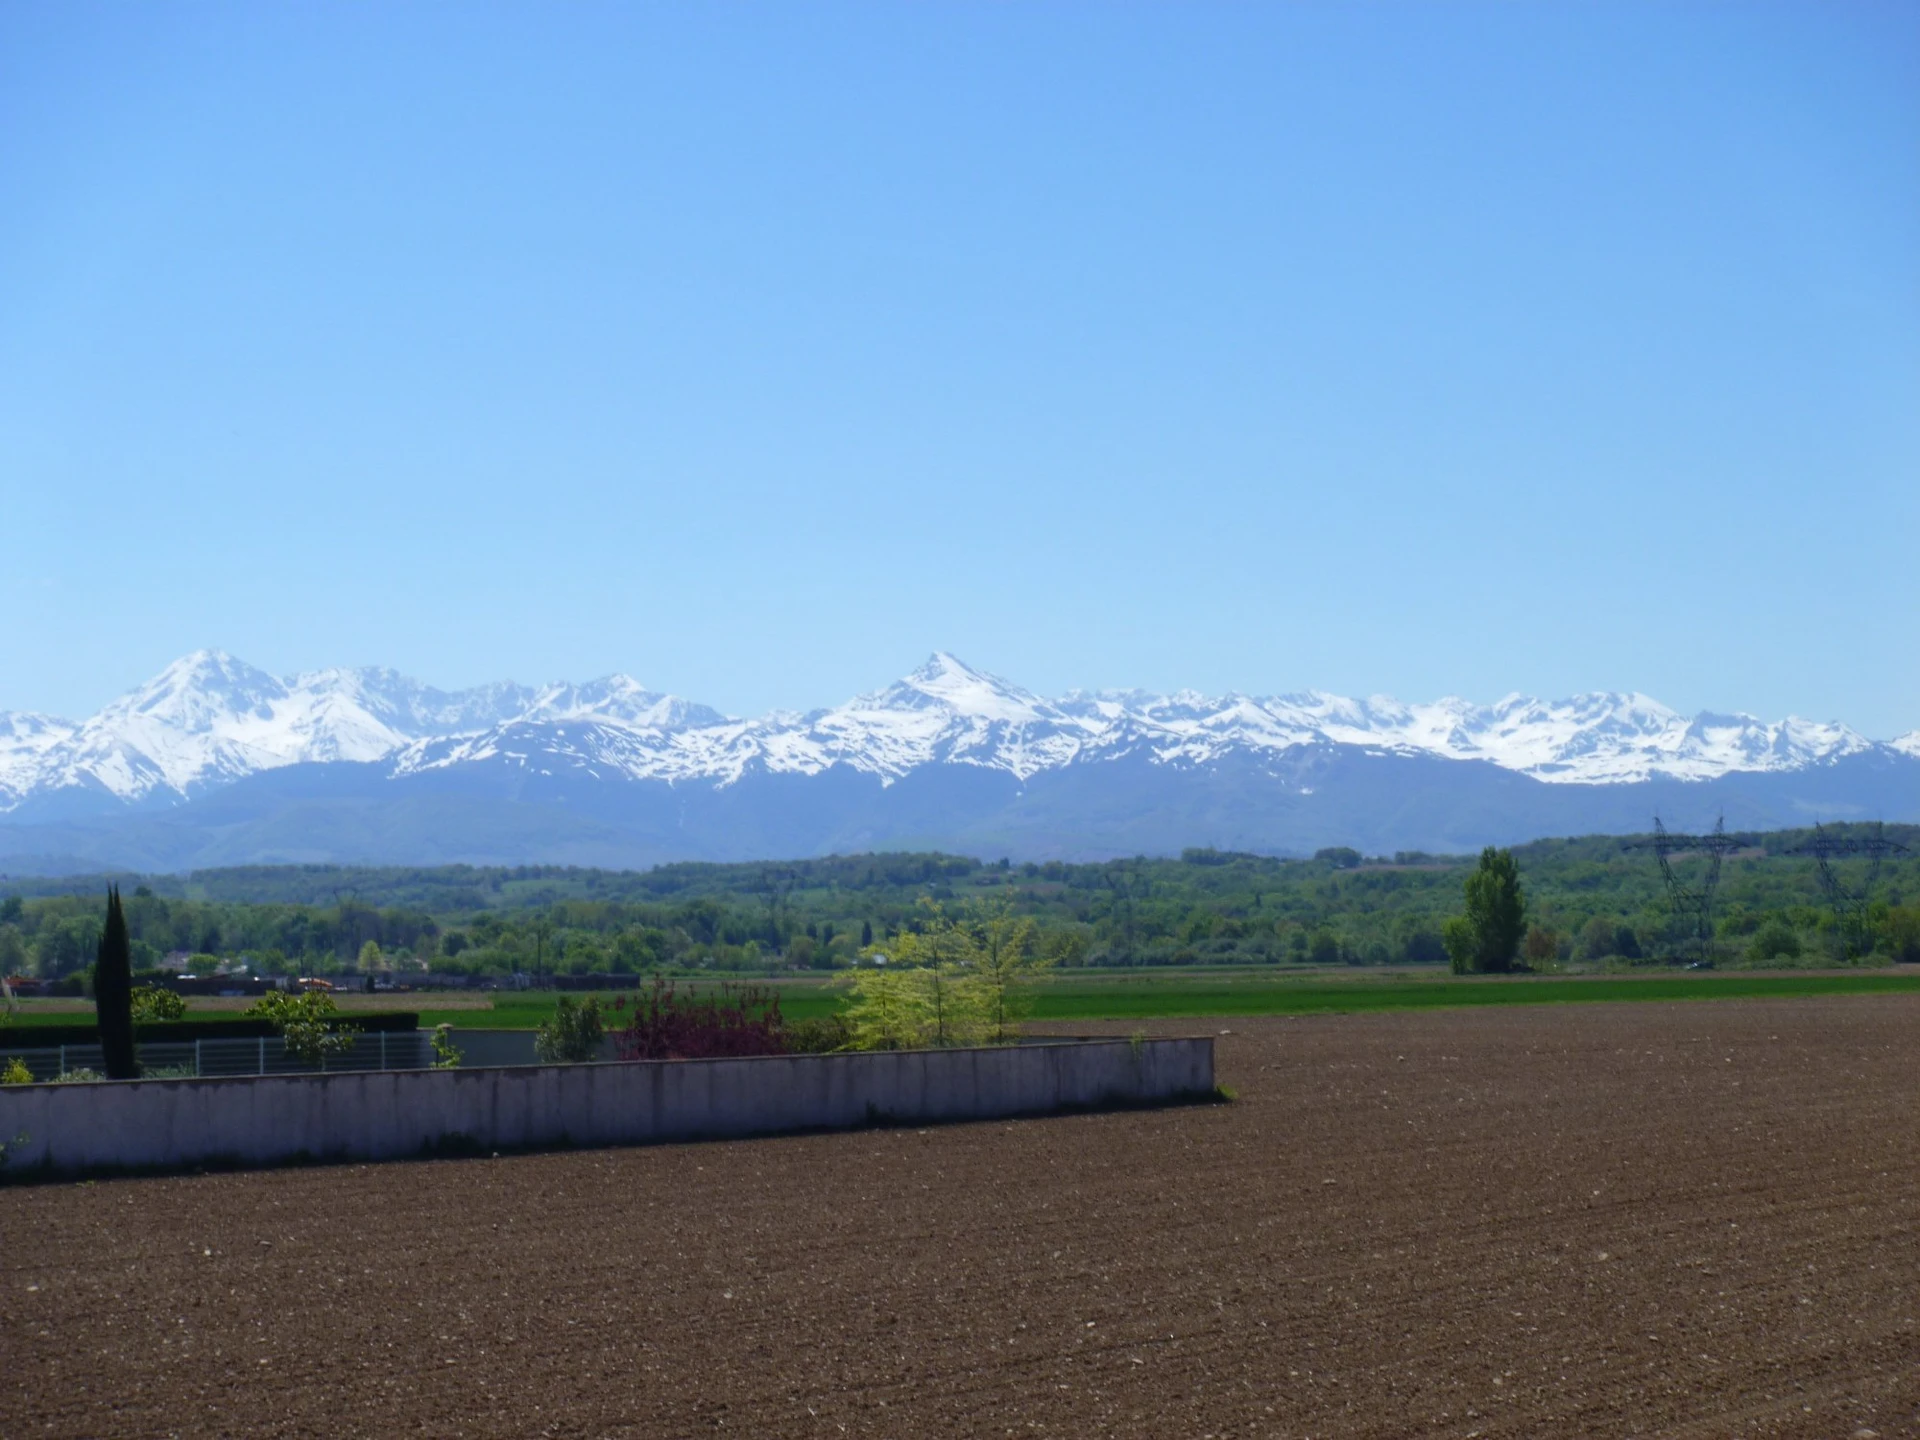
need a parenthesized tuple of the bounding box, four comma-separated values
(3, 823, 1915, 979)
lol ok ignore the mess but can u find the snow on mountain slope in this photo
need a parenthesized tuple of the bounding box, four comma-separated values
(388, 654, 1084, 785)
(4, 651, 544, 807)
(774, 653, 1088, 781)
(289, 666, 537, 743)
(0, 649, 1904, 813)
(1038, 687, 1875, 785)
(0, 711, 78, 809)
(376, 653, 1890, 790)
(518, 676, 728, 731)
(48, 651, 306, 802)
(1896, 731, 1920, 760)
(1290, 693, 1873, 784)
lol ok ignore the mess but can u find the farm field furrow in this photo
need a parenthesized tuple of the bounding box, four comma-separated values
(3, 996, 1918, 1438)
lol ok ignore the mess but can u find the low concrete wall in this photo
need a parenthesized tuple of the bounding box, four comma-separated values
(441, 1029, 545, 1068)
(0, 1038, 1213, 1178)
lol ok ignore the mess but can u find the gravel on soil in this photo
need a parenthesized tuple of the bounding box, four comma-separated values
(2, 995, 1917, 1439)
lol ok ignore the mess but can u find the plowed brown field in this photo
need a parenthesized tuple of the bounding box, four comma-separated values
(4, 996, 1917, 1439)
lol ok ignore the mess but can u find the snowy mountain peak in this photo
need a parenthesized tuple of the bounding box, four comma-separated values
(908, 650, 978, 684)
(0, 651, 1910, 813)
(881, 653, 1047, 722)
(116, 649, 287, 727)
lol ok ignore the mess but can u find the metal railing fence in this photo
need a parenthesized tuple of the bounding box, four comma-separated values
(1, 1031, 432, 1082)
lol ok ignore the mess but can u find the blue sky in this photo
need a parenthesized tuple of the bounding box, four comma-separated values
(2, 3, 1915, 733)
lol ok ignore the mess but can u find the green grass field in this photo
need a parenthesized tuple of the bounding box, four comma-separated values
(1018, 969, 1920, 1019)
(412, 967, 1920, 1030)
(9, 968, 1916, 1036)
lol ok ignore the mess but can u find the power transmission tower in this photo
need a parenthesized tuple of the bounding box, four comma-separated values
(758, 866, 798, 950)
(1791, 822, 1908, 962)
(1627, 816, 1741, 965)
(1104, 861, 1145, 966)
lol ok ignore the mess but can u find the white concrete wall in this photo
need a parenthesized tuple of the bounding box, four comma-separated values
(437, 1029, 544, 1068)
(0, 1038, 1213, 1177)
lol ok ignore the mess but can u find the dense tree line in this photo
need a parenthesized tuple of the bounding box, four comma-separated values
(0, 888, 442, 979)
(2, 824, 1915, 980)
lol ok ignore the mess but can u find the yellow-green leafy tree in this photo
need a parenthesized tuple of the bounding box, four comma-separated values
(839, 964, 934, 1051)
(842, 903, 990, 1049)
(842, 900, 1057, 1049)
(963, 900, 1054, 1043)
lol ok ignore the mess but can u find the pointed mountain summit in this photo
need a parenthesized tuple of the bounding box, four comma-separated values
(111, 649, 288, 728)
(864, 652, 1055, 723)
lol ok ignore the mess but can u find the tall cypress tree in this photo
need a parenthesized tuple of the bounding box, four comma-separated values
(95, 885, 139, 1079)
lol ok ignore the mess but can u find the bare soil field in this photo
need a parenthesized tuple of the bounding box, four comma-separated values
(4, 996, 1917, 1438)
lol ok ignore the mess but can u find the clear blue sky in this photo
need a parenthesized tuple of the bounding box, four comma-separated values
(3, 3, 1915, 732)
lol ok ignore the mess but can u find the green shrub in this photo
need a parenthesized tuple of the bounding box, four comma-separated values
(785, 1013, 853, 1054)
(430, 1024, 463, 1069)
(130, 985, 188, 1022)
(1, 1057, 32, 1085)
(1748, 921, 1803, 962)
(1886, 907, 1920, 965)
(534, 995, 604, 1064)
(247, 990, 360, 1066)
(1579, 916, 1618, 961)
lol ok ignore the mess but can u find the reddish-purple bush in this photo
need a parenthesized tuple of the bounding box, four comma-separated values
(610, 977, 788, 1061)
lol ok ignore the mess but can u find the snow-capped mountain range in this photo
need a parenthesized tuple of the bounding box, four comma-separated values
(2, 649, 1914, 815)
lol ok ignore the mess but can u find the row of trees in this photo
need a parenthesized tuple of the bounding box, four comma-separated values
(0, 890, 441, 978)
(1439, 846, 1920, 971)
(6, 830, 1917, 981)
